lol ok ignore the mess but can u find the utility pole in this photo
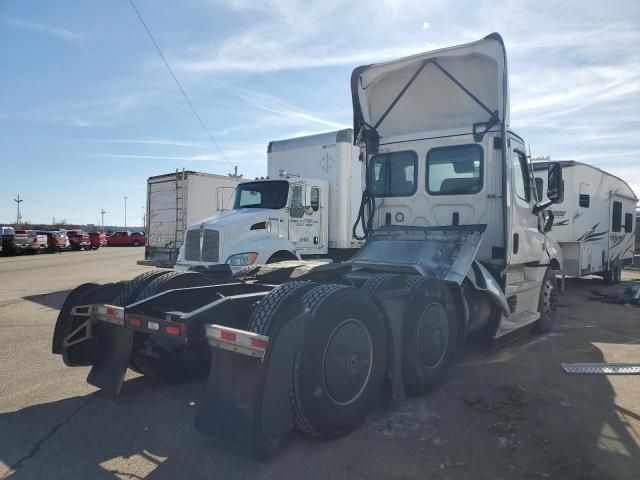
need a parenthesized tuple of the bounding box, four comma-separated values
(141, 207, 146, 229)
(100, 209, 106, 231)
(124, 196, 128, 229)
(14, 194, 23, 225)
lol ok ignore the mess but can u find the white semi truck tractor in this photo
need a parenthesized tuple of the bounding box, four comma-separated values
(53, 33, 565, 460)
(174, 129, 363, 272)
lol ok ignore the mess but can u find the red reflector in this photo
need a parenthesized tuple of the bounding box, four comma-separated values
(127, 316, 142, 328)
(165, 325, 181, 336)
(250, 338, 268, 350)
(106, 307, 117, 317)
(220, 330, 236, 342)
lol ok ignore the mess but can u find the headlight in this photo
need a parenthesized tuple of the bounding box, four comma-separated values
(227, 252, 258, 266)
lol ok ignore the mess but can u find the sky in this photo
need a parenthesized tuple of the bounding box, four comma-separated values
(1, 0, 639, 226)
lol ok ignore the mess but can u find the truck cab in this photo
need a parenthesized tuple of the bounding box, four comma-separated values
(351, 33, 564, 336)
(175, 174, 329, 270)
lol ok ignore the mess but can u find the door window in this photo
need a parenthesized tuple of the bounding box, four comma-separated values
(512, 151, 530, 202)
(612, 201, 622, 232)
(310, 187, 320, 211)
(370, 151, 417, 197)
(289, 185, 304, 218)
(426, 144, 483, 195)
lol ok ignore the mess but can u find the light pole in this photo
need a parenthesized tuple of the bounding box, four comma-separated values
(124, 196, 128, 229)
(14, 194, 23, 225)
(100, 209, 106, 231)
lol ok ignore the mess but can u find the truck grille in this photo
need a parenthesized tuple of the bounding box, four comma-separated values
(184, 230, 201, 261)
(184, 229, 220, 262)
(201, 230, 220, 262)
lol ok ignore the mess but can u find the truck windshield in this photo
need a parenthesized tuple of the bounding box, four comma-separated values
(233, 181, 289, 209)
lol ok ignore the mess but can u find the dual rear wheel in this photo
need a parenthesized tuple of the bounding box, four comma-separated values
(251, 275, 458, 440)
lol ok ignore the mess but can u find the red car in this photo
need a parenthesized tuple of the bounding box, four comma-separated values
(107, 231, 145, 247)
(37, 231, 70, 253)
(89, 232, 107, 249)
(67, 230, 92, 251)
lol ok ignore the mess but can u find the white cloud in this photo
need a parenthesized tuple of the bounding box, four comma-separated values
(422, 21, 431, 30)
(2, 16, 83, 43)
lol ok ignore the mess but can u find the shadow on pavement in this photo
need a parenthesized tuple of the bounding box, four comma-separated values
(22, 290, 72, 311)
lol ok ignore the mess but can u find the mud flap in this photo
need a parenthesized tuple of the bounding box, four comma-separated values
(195, 310, 311, 458)
(86, 323, 134, 396)
(53, 283, 123, 367)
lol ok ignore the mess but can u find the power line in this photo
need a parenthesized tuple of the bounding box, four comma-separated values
(127, 0, 235, 171)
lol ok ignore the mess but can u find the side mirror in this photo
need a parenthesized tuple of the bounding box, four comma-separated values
(547, 163, 564, 204)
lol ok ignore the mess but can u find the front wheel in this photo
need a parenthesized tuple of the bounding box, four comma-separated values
(533, 268, 558, 333)
(132, 240, 141, 247)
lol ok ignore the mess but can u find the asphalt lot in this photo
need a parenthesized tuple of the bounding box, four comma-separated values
(0, 249, 638, 479)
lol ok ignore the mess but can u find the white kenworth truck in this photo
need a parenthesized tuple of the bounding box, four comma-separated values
(173, 129, 363, 271)
(53, 33, 565, 460)
(532, 160, 637, 283)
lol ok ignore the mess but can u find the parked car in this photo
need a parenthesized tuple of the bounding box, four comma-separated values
(89, 232, 107, 249)
(13, 230, 48, 254)
(37, 231, 70, 253)
(66, 230, 92, 251)
(107, 230, 145, 247)
(1, 226, 16, 255)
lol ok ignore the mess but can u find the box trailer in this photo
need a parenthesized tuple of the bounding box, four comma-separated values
(54, 33, 567, 460)
(173, 129, 363, 271)
(142, 170, 242, 267)
(533, 160, 638, 283)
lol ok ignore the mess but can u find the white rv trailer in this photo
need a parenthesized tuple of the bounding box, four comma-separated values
(533, 160, 638, 283)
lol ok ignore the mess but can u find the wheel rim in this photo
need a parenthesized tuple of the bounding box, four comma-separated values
(542, 279, 557, 316)
(322, 318, 373, 406)
(416, 303, 449, 368)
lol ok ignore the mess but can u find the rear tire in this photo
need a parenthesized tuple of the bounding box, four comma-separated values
(533, 268, 558, 334)
(291, 284, 387, 438)
(402, 278, 458, 394)
(247, 281, 317, 334)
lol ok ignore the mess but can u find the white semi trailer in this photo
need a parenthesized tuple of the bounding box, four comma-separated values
(142, 170, 243, 267)
(54, 33, 566, 460)
(173, 129, 363, 271)
(533, 160, 637, 283)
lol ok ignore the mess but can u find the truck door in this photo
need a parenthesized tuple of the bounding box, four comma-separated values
(288, 183, 323, 253)
(508, 141, 544, 267)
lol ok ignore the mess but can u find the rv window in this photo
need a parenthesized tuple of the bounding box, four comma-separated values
(625, 213, 633, 233)
(289, 185, 304, 218)
(310, 187, 320, 211)
(535, 178, 543, 201)
(426, 144, 483, 195)
(579, 194, 590, 208)
(511, 151, 530, 202)
(370, 151, 417, 197)
(612, 201, 622, 232)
